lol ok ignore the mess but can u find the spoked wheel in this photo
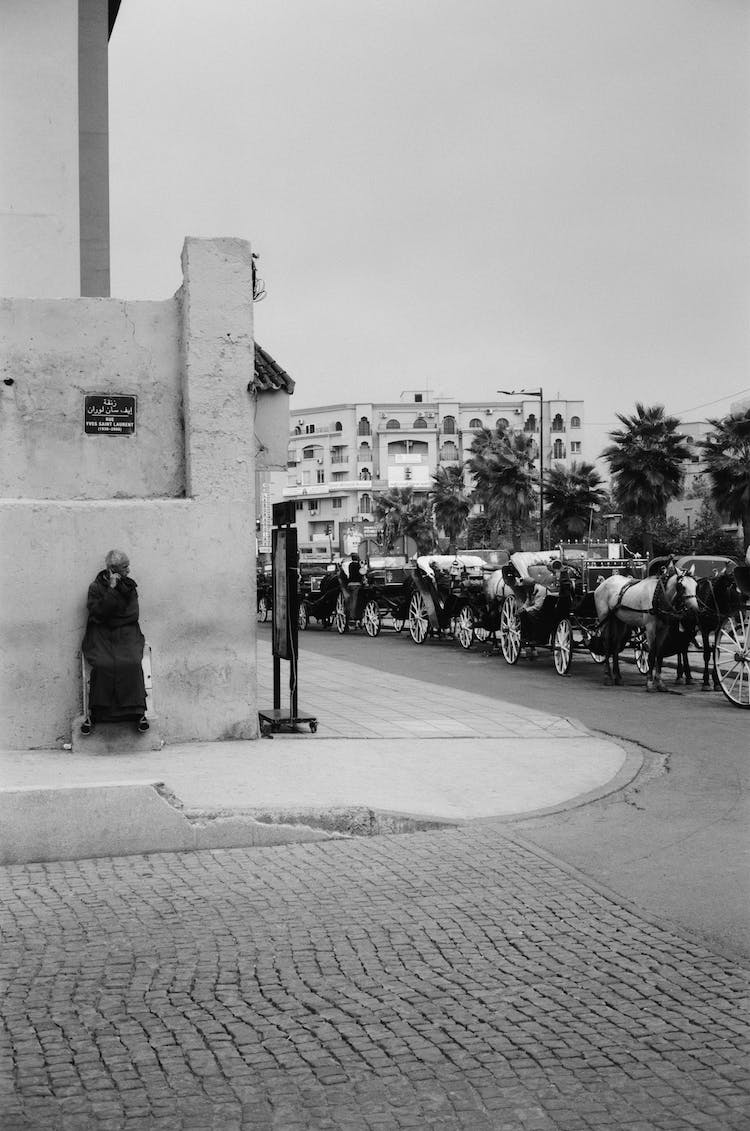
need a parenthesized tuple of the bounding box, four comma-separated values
(454, 604, 475, 650)
(714, 609, 750, 708)
(408, 592, 429, 644)
(392, 613, 406, 633)
(257, 597, 269, 623)
(297, 602, 309, 631)
(499, 596, 521, 664)
(553, 617, 573, 675)
(334, 592, 349, 634)
(474, 626, 491, 644)
(362, 599, 381, 637)
(631, 627, 650, 675)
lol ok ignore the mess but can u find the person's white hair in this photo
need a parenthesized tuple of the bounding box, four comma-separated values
(105, 549, 129, 570)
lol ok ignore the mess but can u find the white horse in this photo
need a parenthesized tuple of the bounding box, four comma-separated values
(593, 568, 699, 691)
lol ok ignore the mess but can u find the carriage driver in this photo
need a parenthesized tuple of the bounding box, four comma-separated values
(517, 576, 547, 659)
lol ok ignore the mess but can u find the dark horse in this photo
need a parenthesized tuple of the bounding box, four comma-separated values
(668, 570, 742, 689)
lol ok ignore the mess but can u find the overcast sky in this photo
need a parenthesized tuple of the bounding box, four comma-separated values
(109, 0, 750, 460)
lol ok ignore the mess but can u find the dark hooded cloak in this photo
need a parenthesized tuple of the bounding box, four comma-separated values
(82, 570, 146, 720)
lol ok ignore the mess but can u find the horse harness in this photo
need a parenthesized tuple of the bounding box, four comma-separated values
(605, 575, 689, 627)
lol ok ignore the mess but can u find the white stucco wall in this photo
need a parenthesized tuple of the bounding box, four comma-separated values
(0, 298, 184, 499)
(1, 238, 263, 749)
(0, 0, 81, 297)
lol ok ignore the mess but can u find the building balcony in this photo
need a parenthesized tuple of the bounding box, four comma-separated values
(331, 455, 349, 465)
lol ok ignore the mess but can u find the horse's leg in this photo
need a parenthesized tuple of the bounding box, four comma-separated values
(653, 628, 670, 692)
(675, 648, 684, 685)
(601, 618, 614, 686)
(610, 621, 624, 686)
(700, 625, 712, 690)
(645, 624, 658, 691)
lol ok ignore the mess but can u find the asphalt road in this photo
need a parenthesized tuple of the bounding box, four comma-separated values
(292, 622, 750, 960)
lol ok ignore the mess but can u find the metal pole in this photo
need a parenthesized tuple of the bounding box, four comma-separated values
(538, 388, 544, 550)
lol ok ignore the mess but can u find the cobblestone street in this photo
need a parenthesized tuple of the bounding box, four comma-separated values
(2, 826, 748, 1130)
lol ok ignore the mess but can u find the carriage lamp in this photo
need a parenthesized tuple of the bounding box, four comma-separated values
(498, 387, 545, 551)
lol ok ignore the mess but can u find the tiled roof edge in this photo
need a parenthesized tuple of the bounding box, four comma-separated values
(251, 343, 295, 395)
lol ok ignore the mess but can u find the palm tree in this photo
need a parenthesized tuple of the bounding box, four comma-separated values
(429, 465, 471, 551)
(601, 403, 691, 556)
(465, 425, 537, 551)
(544, 461, 607, 542)
(699, 408, 750, 554)
(372, 486, 436, 553)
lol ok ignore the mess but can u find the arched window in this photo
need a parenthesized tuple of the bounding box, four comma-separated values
(498, 418, 509, 428)
(524, 413, 536, 433)
(553, 439, 565, 460)
(335, 421, 343, 432)
(359, 468, 371, 481)
(442, 415, 456, 434)
(552, 413, 563, 432)
(440, 442, 458, 461)
(413, 416, 427, 428)
(360, 493, 371, 514)
(302, 446, 315, 459)
(386, 418, 401, 430)
(469, 418, 483, 429)
(570, 415, 581, 429)
(294, 425, 302, 435)
(358, 416, 371, 436)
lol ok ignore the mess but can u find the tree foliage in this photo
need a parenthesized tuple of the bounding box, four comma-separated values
(429, 466, 471, 552)
(601, 403, 691, 554)
(465, 424, 537, 551)
(699, 408, 750, 553)
(544, 460, 607, 542)
(371, 486, 436, 554)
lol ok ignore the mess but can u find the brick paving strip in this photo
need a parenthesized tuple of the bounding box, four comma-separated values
(256, 638, 584, 740)
(1, 827, 748, 1129)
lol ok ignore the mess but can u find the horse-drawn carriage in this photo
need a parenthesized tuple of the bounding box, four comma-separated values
(708, 559, 750, 709)
(256, 563, 273, 622)
(496, 548, 651, 676)
(406, 554, 496, 647)
(297, 560, 340, 630)
(359, 553, 414, 632)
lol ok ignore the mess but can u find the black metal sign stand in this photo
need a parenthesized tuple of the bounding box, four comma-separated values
(258, 502, 318, 735)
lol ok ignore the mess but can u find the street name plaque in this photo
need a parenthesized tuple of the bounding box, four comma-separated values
(84, 394, 137, 435)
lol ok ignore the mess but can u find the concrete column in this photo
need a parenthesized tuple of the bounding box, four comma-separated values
(79, 0, 111, 297)
(0, 0, 81, 297)
(180, 238, 256, 499)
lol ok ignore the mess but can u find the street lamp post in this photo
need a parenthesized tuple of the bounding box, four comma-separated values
(498, 387, 544, 550)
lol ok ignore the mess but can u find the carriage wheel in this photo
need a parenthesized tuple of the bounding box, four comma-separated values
(297, 602, 309, 631)
(334, 592, 349, 634)
(408, 592, 429, 644)
(632, 627, 650, 675)
(553, 618, 573, 675)
(499, 596, 521, 664)
(362, 599, 381, 638)
(392, 614, 405, 633)
(474, 626, 491, 643)
(257, 596, 269, 623)
(454, 604, 475, 650)
(714, 609, 750, 709)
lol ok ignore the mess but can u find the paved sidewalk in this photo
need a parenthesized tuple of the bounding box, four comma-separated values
(0, 640, 632, 863)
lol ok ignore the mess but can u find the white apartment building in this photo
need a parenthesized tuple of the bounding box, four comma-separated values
(280, 390, 585, 550)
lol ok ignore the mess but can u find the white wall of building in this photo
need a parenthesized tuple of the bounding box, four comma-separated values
(282, 393, 585, 546)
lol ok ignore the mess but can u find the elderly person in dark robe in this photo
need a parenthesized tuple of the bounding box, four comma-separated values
(81, 549, 148, 734)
